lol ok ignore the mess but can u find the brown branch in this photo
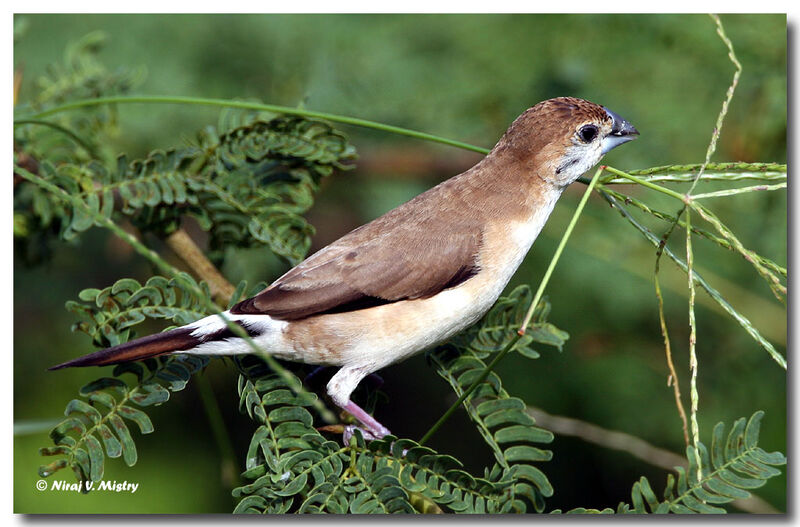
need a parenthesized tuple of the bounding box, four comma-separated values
(526, 406, 780, 514)
(164, 228, 235, 306)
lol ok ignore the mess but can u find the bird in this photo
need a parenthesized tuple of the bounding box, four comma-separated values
(50, 97, 638, 440)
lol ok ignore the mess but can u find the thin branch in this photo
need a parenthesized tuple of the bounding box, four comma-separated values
(164, 228, 236, 306)
(14, 118, 97, 157)
(525, 406, 780, 514)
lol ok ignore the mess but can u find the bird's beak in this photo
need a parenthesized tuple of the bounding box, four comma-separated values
(601, 107, 639, 155)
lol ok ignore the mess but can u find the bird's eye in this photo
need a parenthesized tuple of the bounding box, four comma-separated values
(578, 124, 598, 143)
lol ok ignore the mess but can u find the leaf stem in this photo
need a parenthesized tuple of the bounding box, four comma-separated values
(14, 118, 97, 156)
(21, 94, 491, 154)
(601, 166, 686, 202)
(519, 166, 605, 331)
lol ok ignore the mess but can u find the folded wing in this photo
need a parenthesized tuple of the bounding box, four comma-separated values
(231, 195, 483, 320)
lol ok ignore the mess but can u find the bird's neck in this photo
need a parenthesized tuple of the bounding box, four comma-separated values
(455, 152, 565, 226)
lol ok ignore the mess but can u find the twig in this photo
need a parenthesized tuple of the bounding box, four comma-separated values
(525, 406, 780, 514)
(164, 228, 236, 306)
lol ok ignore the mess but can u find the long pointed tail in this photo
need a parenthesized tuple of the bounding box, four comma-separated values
(49, 312, 270, 371)
(49, 326, 203, 370)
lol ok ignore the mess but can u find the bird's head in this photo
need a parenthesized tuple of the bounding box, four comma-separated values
(493, 97, 639, 187)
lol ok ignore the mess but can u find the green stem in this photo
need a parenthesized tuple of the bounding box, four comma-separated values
(20, 95, 491, 154)
(14, 118, 97, 156)
(195, 373, 241, 489)
(685, 208, 703, 481)
(519, 166, 604, 330)
(691, 183, 786, 200)
(601, 166, 686, 202)
(419, 166, 605, 446)
(599, 189, 785, 370)
(418, 331, 523, 447)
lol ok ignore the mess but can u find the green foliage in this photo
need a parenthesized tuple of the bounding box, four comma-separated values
(39, 274, 215, 487)
(38, 354, 209, 488)
(22, 23, 786, 514)
(15, 29, 357, 266)
(450, 285, 569, 359)
(15, 115, 356, 265)
(189, 116, 357, 263)
(33, 31, 145, 108)
(15, 30, 144, 166)
(232, 356, 515, 514)
(14, 30, 146, 263)
(229, 287, 569, 514)
(66, 273, 213, 348)
(429, 286, 566, 512)
(554, 411, 786, 514)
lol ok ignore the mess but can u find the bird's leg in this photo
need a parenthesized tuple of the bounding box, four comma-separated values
(341, 400, 391, 440)
(327, 365, 391, 441)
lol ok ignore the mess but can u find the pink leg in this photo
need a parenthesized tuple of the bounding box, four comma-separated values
(327, 366, 391, 442)
(342, 399, 391, 439)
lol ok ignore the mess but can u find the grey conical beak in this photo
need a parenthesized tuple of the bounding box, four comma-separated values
(601, 107, 639, 154)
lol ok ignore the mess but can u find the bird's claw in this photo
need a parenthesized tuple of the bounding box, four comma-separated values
(343, 424, 382, 444)
(316, 423, 386, 444)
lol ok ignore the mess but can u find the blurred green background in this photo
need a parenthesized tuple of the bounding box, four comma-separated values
(14, 14, 786, 513)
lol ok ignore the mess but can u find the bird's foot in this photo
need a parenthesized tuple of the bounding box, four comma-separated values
(318, 399, 391, 444)
(341, 400, 391, 439)
(343, 424, 382, 444)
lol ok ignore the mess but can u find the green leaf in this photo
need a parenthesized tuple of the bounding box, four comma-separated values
(613, 411, 785, 515)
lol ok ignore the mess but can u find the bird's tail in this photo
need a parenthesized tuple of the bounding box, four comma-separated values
(48, 311, 269, 371)
(48, 326, 203, 370)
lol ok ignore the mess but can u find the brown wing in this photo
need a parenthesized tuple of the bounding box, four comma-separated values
(231, 182, 483, 320)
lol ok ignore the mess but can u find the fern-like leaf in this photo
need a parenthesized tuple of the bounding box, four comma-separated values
(16, 115, 356, 267)
(557, 411, 785, 514)
(232, 356, 517, 514)
(38, 355, 209, 488)
(191, 116, 357, 263)
(65, 273, 213, 348)
(428, 285, 567, 512)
